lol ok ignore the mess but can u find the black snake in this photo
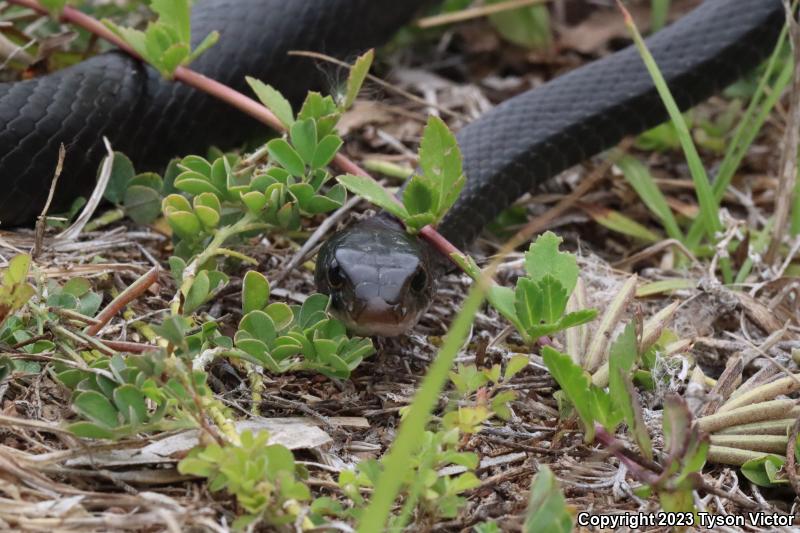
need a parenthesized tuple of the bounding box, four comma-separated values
(0, 0, 786, 335)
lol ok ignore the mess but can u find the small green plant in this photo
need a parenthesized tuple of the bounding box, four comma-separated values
(179, 430, 311, 530)
(57, 351, 223, 439)
(632, 396, 709, 515)
(338, 115, 465, 233)
(330, 357, 530, 528)
(455, 232, 597, 345)
(446, 354, 529, 430)
(229, 272, 374, 379)
(0, 255, 36, 328)
(544, 320, 654, 452)
(105, 0, 219, 79)
(334, 429, 480, 528)
(523, 466, 574, 533)
(103, 152, 168, 225)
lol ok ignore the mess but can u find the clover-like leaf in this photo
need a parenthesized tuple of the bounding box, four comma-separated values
(72, 390, 119, 429)
(267, 139, 306, 177)
(243, 271, 270, 314)
(312, 135, 343, 170)
(290, 119, 318, 164)
(104, 152, 136, 204)
(113, 384, 148, 425)
(240, 310, 277, 346)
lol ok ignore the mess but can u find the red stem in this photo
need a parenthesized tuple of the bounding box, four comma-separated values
(11, 0, 464, 266)
(86, 266, 160, 336)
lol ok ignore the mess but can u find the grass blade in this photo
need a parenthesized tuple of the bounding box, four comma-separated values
(686, 23, 792, 248)
(357, 280, 489, 532)
(618, 2, 721, 245)
(616, 154, 683, 241)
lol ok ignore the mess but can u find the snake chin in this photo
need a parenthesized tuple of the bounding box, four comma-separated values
(329, 302, 425, 338)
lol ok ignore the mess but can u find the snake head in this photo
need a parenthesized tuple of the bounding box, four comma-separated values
(315, 217, 436, 336)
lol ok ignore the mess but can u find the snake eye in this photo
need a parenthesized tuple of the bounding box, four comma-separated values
(328, 261, 346, 289)
(409, 268, 427, 293)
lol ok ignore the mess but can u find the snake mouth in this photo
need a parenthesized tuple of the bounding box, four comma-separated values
(333, 297, 418, 337)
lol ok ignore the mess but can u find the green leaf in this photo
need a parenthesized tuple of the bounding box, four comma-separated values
(624, 12, 721, 245)
(337, 174, 408, 221)
(449, 364, 489, 395)
(299, 92, 340, 137)
(488, 0, 552, 50)
(67, 422, 116, 439)
(112, 384, 148, 425)
(184, 271, 210, 314)
(312, 135, 343, 170)
(299, 294, 330, 329)
(523, 466, 573, 533)
(73, 390, 119, 429)
(241, 191, 268, 213)
(243, 271, 270, 314)
(344, 49, 374, 110)
(166, 210, 203, 240)
(193, 193, 221, 228)
(129, 172, 163, 192)
(151, 0, 191, 42)
(62, 278, 91, 298)
(124, 185, 162, 224)
(514, 275, 568, 336)
(541, 347, 596, 441)
(267, 139, 305, 177)
(584, 205, 661, 243)
(403, 177, 435, 216)
(174, 171, 224, 196)
(537, 275, 569, 324)
(290, 119, 318, 165)
(247, 77, 295, 128)
(741, 455, 787, 487)
(558, 309, 597, 330)
(617, 155, 682, 241)
(159, 43, 189, 76)
(5, 254, 31, 285)
(154, 315, 190, 348)
(524, 232, 579, 294)
(240, 310, 277, 345)
(103, 152, 136, 204)
(187, 31, 220, 65)
(417, 116, 464, 217)
(265, 302, 293, 331)
(404, 213, 437, 233)
(608, 323, 652, 459)
(505, 355, 529, 381)
(491, 390, 517, 420)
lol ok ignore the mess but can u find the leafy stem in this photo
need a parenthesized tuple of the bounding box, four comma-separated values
(170, 211, 260, 314)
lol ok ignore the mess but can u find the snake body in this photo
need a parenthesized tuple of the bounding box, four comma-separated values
(317, 0, 785, 335)
(0, 0, 786, 335)
(0, 0, 429, 225)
